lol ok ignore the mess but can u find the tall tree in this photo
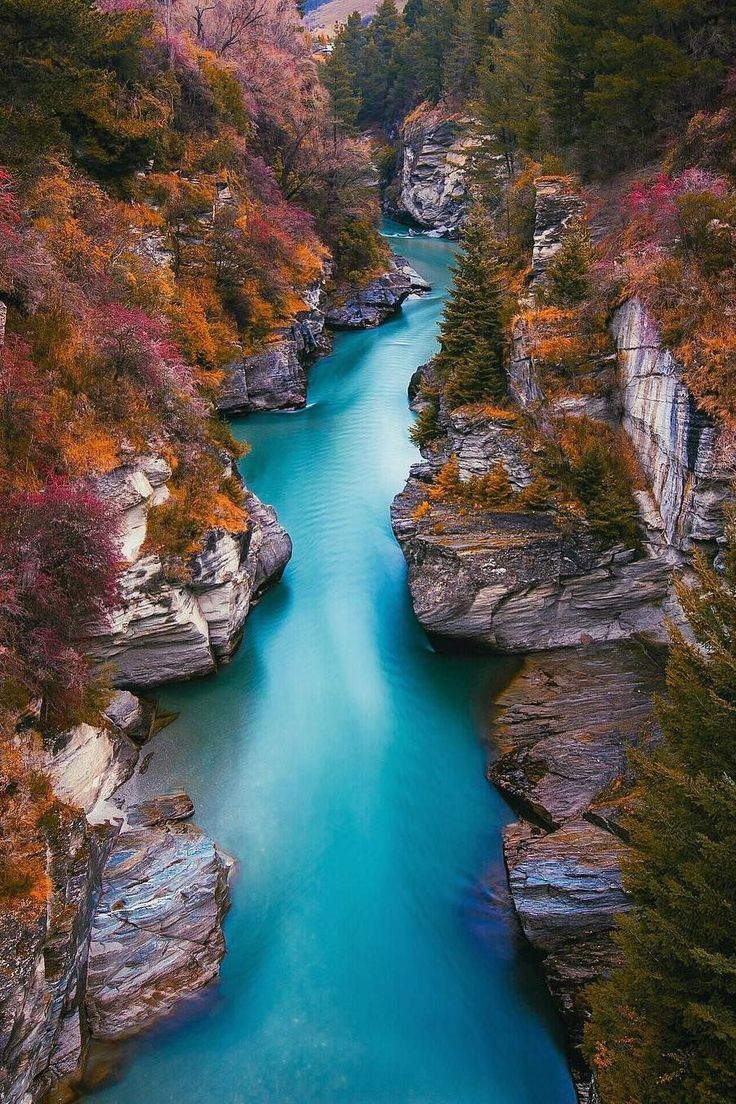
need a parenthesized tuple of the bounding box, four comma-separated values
(443, 0, 489, 99)
(475, 0, 553, 174)
(321, 40, 361, 140)
(406, 0, 457, 104)
(586, 522, 736, 1103)
(549, 0, 735, 172)
(436, 210, 508, 408)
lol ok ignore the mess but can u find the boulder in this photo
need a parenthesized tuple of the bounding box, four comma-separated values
(325, 267, 415, 329)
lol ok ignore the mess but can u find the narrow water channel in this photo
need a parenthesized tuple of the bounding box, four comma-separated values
(92, 224, 575, 1104)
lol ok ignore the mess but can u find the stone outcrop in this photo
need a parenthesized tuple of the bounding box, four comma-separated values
(488, 643, 664, 1100)
(0, 698, 232, 1104)
(324, 256, 429, 329)
(84, 460, 291, 687)
(86, 820, 233, 1041)
(531, 177, 587, 282)
(392, 105, 476, 234)
(391, 411, 671, 653)
(217, 281, 329, 415)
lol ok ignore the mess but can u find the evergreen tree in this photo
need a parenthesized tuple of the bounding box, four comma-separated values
(586, 520, 736, 1103)
(549, 0, 734, 172)
(443, 0, 488, 100)
(358, 0, 405, 125)
(321, 40, 361, 139)
(403, 0, 425, 30)
(475, 0, 553, 174)
(544, 220, 592, 306)
(436, 212, 508, 409)
(406, 0, 457, 104)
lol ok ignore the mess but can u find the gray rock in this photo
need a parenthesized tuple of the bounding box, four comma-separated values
(85, 460, 291, 687)
(217, 340, 307, 415)
(126, 792, 195, 828)
(325, 267, 415, 329)
(85, 822, 233, 1041)
(391, 476, 670, 652)
(613, 297, 736, 550)
(531, 178, 587, 283)
(394, 108, 476, 232)
(488, 643, 664, 1100)
(0, 811, 115, 1104)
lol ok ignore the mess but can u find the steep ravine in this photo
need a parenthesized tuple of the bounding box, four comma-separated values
(391, 179, 735, 1101)
(74, 226, 576, 1104)
(0, 250, 430, 1104)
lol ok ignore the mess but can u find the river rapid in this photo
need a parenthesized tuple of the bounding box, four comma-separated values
(91, 224, 575, 1104)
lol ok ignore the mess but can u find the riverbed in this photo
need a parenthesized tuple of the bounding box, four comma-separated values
(91, 224, 575, 1104)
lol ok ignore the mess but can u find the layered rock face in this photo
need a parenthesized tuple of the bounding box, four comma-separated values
(86, 816, 232, 1041)
(489, 643, 663, 1101)
(613, 298, 736, 550)
(217, 258, 429, 411)
(392, 106, 475, 233)
(325, 257, 429, 329)
(0, 698, 232, 1104)
(84, 460, 291, 688)
(216, 283, 329, 415)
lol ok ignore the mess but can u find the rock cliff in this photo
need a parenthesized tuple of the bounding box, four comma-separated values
(0, 697, 231, 1104)
(391, 411, 671, 654)
(84, 460, 291, 688)
(488, 643, 663, 1100)
(390, 105, 475, 234)
(392, 174, 734, 1100)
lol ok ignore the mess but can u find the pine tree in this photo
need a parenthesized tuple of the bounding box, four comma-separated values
(549, 0, 734, 172)
(443, 0, 488, 100)
(358, 0, 406, 125)
(475, 0, 553, 172)
(586, 519, 736, 1103)
(545, 220, 592, 306)
(406, 0, 457, 104)
(403, 0, 424, 30)
(436, 212, 508, 409)
(321, 41, 361, 140)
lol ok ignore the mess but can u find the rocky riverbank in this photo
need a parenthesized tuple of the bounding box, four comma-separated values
(391, 176, 735, 1099)
(216, 255, 430, 416)
(0, 690, 233, 1104)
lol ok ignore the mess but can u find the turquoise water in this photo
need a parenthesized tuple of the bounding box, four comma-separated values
(92, 225, 575, 1104)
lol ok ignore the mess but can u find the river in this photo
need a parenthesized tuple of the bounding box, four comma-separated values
(91, 224, 575, 1104)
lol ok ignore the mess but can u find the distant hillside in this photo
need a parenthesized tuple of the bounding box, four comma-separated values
(305, 0, 405, 32)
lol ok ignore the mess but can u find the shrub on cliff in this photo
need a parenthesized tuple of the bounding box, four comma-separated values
(586, 515, 736, 1104)
(436, 212, 508, 410)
